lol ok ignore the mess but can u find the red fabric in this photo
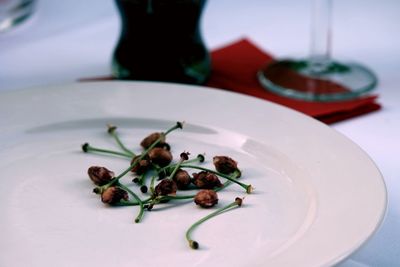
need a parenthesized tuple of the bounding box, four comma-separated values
(206, 38, 381, 124)
(80, 38, 381, 124)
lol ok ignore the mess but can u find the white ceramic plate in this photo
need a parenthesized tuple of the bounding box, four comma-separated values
(0, 81, 386, 267)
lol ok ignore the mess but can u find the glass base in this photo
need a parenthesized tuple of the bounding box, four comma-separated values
(0, 0, 35, 32)
(258, 59, 378, 102)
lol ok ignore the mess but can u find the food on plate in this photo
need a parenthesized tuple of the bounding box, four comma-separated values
(82, 121, 252, 248)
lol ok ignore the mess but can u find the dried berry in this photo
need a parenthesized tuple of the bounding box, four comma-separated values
(192, 171, 222, 189)
(87, 166, 114, 186)
(180, 152, 190, 161)
(173, 169, 191, 190)
(140, 132, 166, 149)
(155, 179, 177, 196)
(148, 147, 173, 167)
(101, 186, 129, 204)
(194, 190, 218, 208)
(130, 155, 151, 174)
(213, 156, 239, 174)
(157, 142, 171, 151)
(235, 197, 243, 206)
(107, 124, 117, 134)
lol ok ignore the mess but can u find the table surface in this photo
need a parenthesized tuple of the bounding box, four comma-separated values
(1, 0, 399, 266)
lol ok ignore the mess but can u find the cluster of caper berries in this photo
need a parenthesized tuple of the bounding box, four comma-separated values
(83, 122, 252, 248)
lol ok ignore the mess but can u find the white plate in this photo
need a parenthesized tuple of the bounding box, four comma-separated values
(0, 81, 386, 267)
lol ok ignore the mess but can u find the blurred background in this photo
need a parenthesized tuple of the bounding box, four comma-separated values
(1, 0, 399, 91)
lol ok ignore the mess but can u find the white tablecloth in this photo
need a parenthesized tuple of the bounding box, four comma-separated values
(1, 0, 399, 266)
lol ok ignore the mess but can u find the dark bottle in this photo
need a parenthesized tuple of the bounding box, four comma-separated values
(112, 0, 211, 85)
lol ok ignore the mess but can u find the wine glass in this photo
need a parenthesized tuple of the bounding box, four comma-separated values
(258, 0, 377, 102)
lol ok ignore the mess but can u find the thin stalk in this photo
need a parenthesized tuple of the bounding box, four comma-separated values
(164, 121, 184, 135)
(157, 154, 204, 175)
(97, 122, 184, 190)
(116, 197, 152, 206)
(118, 183, 145, 223)
(214, 180, 231, 192)
(151, 163, 161, 172)
(168, 162, 182, 180)
(149, 175, 157, 195)
(126, 122, 183, 176)
(167, 152, 190, 180)
(160, 194, 196, 201)
(137, 172, 146, 186)
(108, 125, 136, 157)
(82, 143, 132, 158)
(185, 197, 243, 249)
(147, 194, 197, 211)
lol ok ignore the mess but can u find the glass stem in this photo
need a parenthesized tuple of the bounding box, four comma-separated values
(309, 0, 332, 74)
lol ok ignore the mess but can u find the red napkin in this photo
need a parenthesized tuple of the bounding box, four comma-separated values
(80, 38, 380, 124)
(206, 38, 381, 124)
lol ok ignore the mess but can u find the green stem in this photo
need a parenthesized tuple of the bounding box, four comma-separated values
(160, 194, 196, 201)
(214, 180, 231, 192)
(167, 154, 187, 180)
(157, 155, 204, 176)
(138, 172, 146, 186)
(115, 197, 152, 206)
(92, 122, 184, 197)
(185, 198, 243, 249)
(129, 122, 182, 173)
(165, 121, 184, 135)
(168, 164, 181, 180)
(128, 122, 183, 175)
(100, 122, 183, 189)
(149, 175, 157, 195)
(151, 163, 161, 172)
(118, 184, 145, 223)
(82, 143, 132, 158)
(108, 126, 136, 157)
